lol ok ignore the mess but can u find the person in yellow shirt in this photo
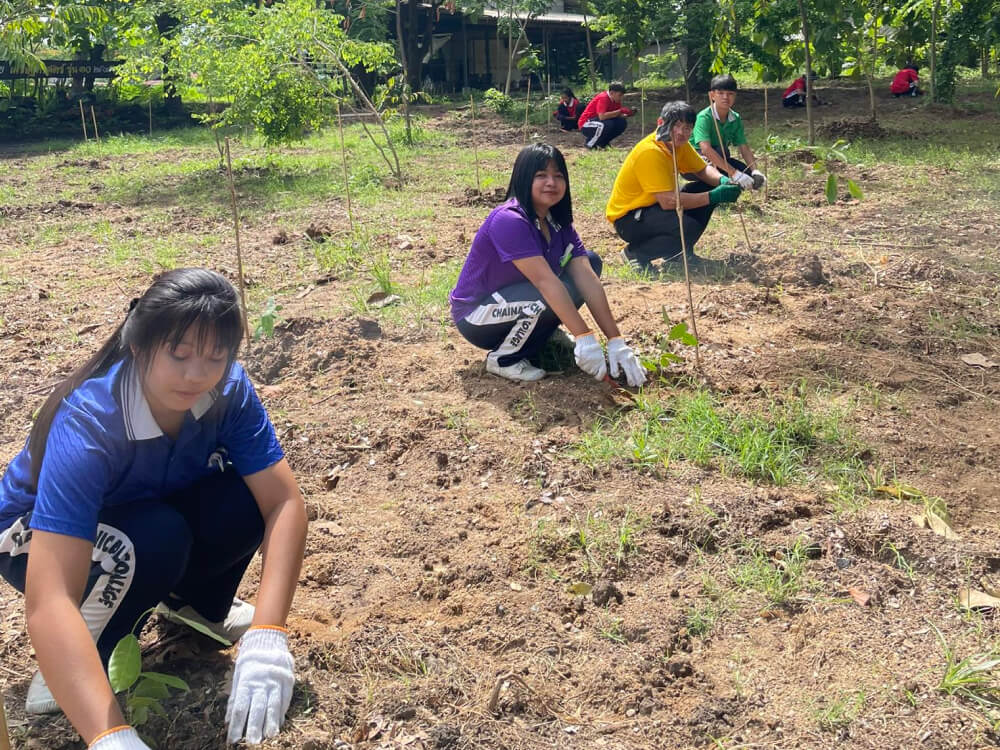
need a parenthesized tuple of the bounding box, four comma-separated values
(607, 101, 742, 273)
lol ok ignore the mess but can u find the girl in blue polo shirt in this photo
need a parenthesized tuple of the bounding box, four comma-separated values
(0, 269, 307, 749)
(449, 142, 645, 386)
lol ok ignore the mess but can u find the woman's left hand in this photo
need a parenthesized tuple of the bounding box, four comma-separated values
(607, 338, 646, 387)
(226, 627, 295, 744)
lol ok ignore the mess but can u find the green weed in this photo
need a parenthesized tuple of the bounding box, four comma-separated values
(813, 690, 866, 733)
(729, 538, 810, 606)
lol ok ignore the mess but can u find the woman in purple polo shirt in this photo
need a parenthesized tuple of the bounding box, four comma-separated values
(450, 143, 645, 385)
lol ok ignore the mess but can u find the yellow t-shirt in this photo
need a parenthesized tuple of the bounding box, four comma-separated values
(605, 134, 707, 223)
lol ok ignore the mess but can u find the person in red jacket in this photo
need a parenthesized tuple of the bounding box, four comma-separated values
(578, 82, 635, 149)
(782, 74, 824, 108)
(553, 88, 582, 131)
(891, 65, 923, 97)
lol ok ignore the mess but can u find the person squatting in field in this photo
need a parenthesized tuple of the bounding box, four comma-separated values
(687, 74, 767, 194)
(577, 82, 635, 149)
(449, 142, 646, 386)
(0, 269, 308, 749)
(553, 88, 582, 131)
(891, 64, 924, 97)
(610, 101, 743, 274)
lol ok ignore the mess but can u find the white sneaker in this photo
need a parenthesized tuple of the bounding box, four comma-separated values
(486, 355, 545, 382)
(26, 669, 59, 715)
(155, 597, 255, 644)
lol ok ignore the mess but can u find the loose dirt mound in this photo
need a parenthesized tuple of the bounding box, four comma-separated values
(818, 118, 890, 140)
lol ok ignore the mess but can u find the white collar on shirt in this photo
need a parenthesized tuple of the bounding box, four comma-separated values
(711, 103, 738, 123)
(119, 359, 218, 440)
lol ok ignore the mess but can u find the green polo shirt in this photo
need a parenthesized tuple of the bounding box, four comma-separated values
(690, 105, 746, 152)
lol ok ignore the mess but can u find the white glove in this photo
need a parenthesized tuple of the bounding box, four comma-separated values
(573, 332, 607, 381)
(226, 627, 295, 744)
(89, 727, 152, 750)
(731, 171, 754, 190)
(751, 169, 767, 189)
(607, 337, 647, 388)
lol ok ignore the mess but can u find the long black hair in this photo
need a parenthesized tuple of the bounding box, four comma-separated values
(505, 143, 573, 227)
(27, 268, 245, 486)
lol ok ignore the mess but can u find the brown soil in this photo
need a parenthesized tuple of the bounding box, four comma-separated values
(2, 83, 1000, 750)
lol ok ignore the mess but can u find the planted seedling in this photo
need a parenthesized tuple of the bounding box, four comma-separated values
(254, 297, 283, 340)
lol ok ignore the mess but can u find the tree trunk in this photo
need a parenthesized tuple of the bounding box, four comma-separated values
(503, 17, 515, 95)
(797, 0, 814, 145)
(155, 13, 183, 112)
(395, 0, 413, 144)
(582, 7, 597, 90)
(867, 16, 877, 122)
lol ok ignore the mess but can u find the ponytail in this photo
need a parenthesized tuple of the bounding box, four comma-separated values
(27, 319, 128, 487)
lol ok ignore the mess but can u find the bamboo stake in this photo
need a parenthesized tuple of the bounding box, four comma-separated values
(223, 138, 251, 345)
(0, 691, 11, 750)
(79, 99, 88, 140)
(335, 100, 354, 233)
(640, 86, 646, 135)
(470, 95, 481, 193)
(709, 101, 752, 253)
(90, 105, 100, 143)
(667, 131, 702, 370)
(148, 98, 153, 138)
(523, 76, 531, 144)
(763, 85, 769, 203)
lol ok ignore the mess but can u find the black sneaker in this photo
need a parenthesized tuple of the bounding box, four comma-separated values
(620, 246, 655, 274)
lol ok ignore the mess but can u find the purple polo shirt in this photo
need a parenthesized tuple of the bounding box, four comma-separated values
(449, 198, 588, 323)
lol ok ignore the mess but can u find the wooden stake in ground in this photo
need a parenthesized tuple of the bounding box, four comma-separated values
(523, 76, 531, 144)
(223, 138, 251, 345)
(640, 86, 646, 135)
(148, 98, 153, 138)
(79, 100, 88, 140)
(709, 102, 752, 253)
(0, 690, 11, 750)
(470, 96, 481, 193)
(763, 85, 769, 203)
(667, 130, 702, 370)
(90, 105, 100, 143)
(335, 99, 354, 233)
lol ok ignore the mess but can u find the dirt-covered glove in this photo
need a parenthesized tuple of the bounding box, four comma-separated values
(708, 181, 742, 205)
(607, 338, 646, 388)
(751, 169, 767, 189)
(730, 171, 754, 190)
(226, 627, 295, 745)
(89, 727, 152, 750)
(573, 332, 607, 381)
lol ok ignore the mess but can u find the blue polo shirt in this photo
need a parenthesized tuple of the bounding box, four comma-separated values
(0, 358, 284, 543)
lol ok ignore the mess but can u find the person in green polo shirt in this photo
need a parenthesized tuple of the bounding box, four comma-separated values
(689, 74, 766, 192)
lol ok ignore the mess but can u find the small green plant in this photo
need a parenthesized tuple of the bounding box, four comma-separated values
(253, 297, 283, 340)
(109, 634, 190, 733)
(371, 253, 394, 294)
(482, 87, 514, 114)
(933, 623, 1000, 716)
(641, 319, 699, 372)
(882, 541, 916, 584)
(685, 602, 720, 637)
(597, 615, 627, 644)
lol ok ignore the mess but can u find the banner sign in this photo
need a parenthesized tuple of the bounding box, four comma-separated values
(0, 60, 122, 80)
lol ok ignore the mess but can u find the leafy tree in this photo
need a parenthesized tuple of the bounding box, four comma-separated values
(0, 0, 107, 75)
(115, 0, 395, 147)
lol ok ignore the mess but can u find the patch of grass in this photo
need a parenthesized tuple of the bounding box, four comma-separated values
(813, 690, 866, 733)
(729, 538, 810, 606)
(685, 601, 721, 637)
(526, 507, 648, 579)
(572, 387, 874, 495)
